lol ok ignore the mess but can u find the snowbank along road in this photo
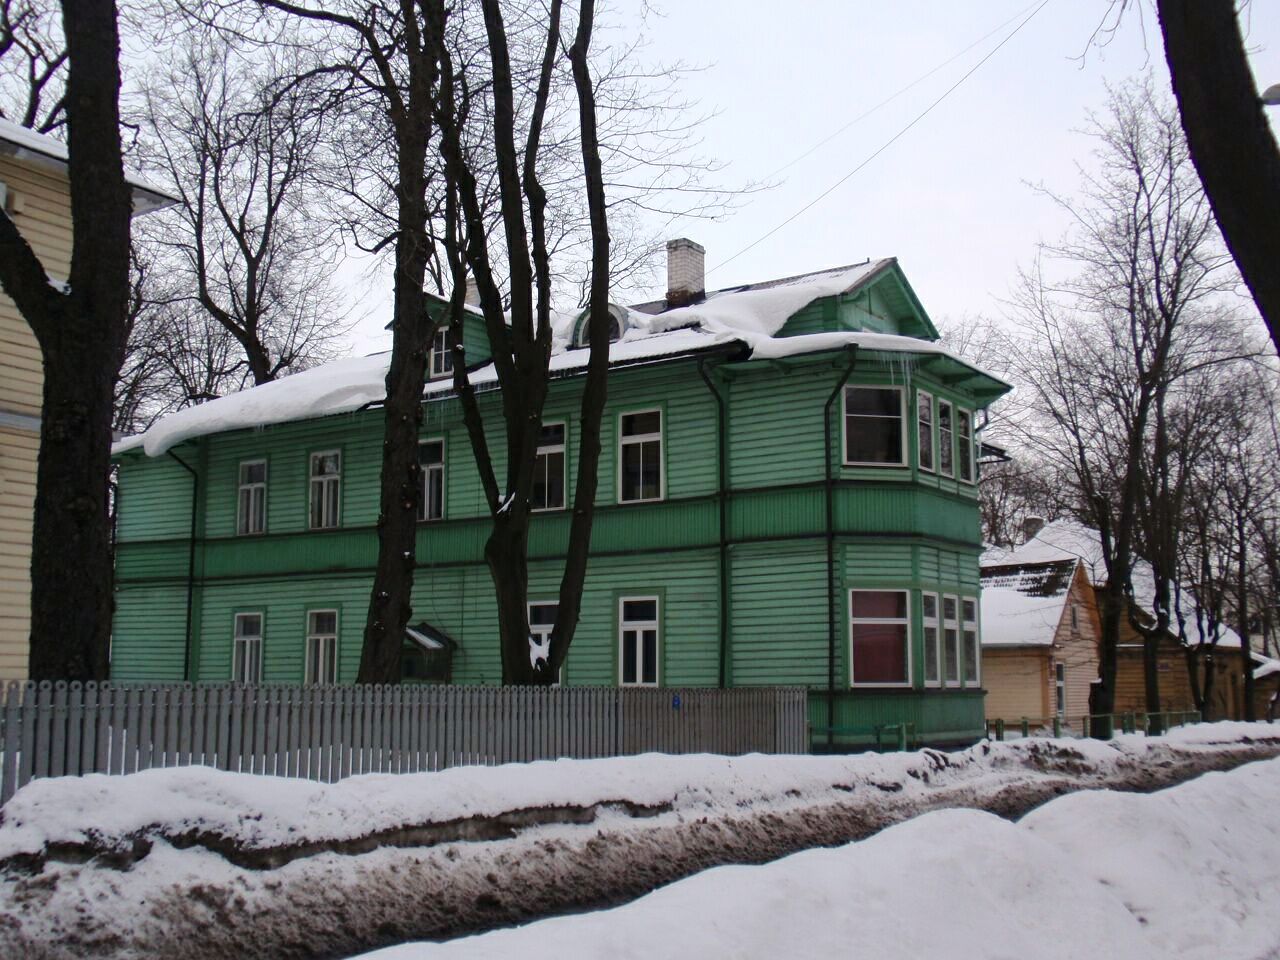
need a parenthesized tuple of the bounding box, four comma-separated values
(0, 722, 1277, 959)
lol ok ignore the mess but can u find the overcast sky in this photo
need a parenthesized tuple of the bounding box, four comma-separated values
(343, 0, 1280, 353)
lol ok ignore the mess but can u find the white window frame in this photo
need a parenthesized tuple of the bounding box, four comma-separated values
(961, 595, 981, 687)
(232, 612, 263, 684)
(922, 591, 941, 687)
(305, 609, 339, 685)
(418, 438, 446, 522)
(841, 385, 907, 468)
(237, 459, 267, 535)
(618, 409, 665, 504)
(1055, 661, 1066, 717)
(942, 593, 961, 687)
(938, 400, 955, 478)
(528, 600, 562, 684)
(619, 595, 660, 687)
(428, 326, 453, 379)
(309, 449, 342, 529)
(532, 421, 567, 512)
(916, 390, 935, 474)
(957, 408, 975, 483)
(848, 589, 912, 688)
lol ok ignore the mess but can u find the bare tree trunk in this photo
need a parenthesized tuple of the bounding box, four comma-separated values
(0, 0, 131, 680)
(547, 0, 610, 680)
(1156, 0, 1280, 354)
(1239, 514, 1255, 721)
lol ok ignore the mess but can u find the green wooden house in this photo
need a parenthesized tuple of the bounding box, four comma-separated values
(111, 239, 1009, 747)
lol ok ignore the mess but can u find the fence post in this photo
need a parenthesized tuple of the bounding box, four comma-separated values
(1020, 717, 1029, 738)
(995, 718, 1005, 741)
(1052, 715, 1062, 739)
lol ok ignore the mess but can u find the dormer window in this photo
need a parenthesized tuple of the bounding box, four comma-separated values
(574, 304, 627, 347)
(429, 327, 453, 379)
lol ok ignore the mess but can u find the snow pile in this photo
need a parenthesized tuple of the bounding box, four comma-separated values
(2, 723, 1278, 959)
(365, 757, 1280, 960)
(113, 352, 391, 457)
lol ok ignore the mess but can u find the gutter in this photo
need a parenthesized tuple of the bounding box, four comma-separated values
(697, 357, 730, 688)
(823, 346, 859, 749)
(167, 450, 199, 682)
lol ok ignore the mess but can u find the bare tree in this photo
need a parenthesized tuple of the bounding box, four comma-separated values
(0, 0, 66, 133)
(137, 33, 348, 387)
(0, 0, 135, 680)
(1010, 79, 1242, 730)
(1094, 1, 1280, 355)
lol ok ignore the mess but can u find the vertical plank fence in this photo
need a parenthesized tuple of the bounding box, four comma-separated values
(0, 681, 807, 805)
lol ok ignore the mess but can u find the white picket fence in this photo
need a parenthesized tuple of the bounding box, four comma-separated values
(0, 681, 808, 805)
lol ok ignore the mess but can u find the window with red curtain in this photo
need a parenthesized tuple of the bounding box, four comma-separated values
(850, 590, 909, 685)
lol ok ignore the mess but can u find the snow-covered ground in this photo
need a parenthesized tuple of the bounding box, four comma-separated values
(1, 722, 1277, 958)
(363, 755, 1280, 960)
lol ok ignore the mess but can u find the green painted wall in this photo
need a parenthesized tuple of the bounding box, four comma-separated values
(112, 298, 1004, 746)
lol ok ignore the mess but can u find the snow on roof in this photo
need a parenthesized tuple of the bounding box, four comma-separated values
(982, 519, 1244, 651)
(114, 257, 1007, 457)
(1254, 656, 1280, 681)
(0, 117, 177, 213)
(979, 560, 1077, 647)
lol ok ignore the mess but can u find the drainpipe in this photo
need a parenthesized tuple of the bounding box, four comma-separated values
(697, 358, 730, 688)
(167, 450, 198, 682)
(824, 346, 859, 749)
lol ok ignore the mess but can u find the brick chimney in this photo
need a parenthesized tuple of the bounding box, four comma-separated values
(464, 277, 481, 307)
(1021, 515, 1045, 544)
(666, 237, 705, 308)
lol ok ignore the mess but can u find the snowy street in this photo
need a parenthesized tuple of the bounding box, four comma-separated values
(365, 755, 1280, 960)
(1, 723, 1277, 958)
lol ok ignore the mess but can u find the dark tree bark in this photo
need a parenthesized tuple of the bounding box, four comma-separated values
(432, 0, 613, 684)
(1156, 0, 1280, 355)
(0, 0, 132, 680)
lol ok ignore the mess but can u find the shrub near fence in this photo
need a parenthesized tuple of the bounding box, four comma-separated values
(0, 681, 809, 805)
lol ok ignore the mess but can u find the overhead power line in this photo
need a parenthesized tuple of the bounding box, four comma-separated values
(707, 0, 1052, 279)
(761, 0, 1047, 184)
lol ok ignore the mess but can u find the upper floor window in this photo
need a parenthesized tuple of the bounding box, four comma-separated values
(620, 596, 659, 686)
(533, 422, 566, 511)
(849, 589, 910, 686)
(843, 386, 905, 466)
(938, 400, 955, 477)
(232, 612, 263, 684)
(429, 327, 453, 379)
(305, 609, 339, 684)
(619, 409, 663, 503)
(419, 440, 445, 521)
(309, 450, 341, 529)
(957, 410, 974, 483)
(917, 391, 934, 473)
(237, 460, 267, 535)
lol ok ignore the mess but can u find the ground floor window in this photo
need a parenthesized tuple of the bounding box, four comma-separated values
(849, 590, 910, 686)
(306, 609, 338, 684)
(962, 597, 980, 687)
(922, 592, 940, 686)
(233, 612, 263, 683)
(529, 600, 561, 683)
(1055, 661, 1066, 716)
(619, 596, 659, 686)
(942, 595, 960, 686)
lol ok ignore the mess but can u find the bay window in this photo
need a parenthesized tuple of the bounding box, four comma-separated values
(843, 386, 905, 466)
(848, 589, 910, 686)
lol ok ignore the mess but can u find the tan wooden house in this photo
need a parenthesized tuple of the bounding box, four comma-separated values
(0, 118, 173, 677)
(979, 552, 1100, 728)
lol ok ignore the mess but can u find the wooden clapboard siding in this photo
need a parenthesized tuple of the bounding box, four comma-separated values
(0, 154, 72, 681)
(112, 276, 1005, 746)
(982, 649, 1048, 721)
